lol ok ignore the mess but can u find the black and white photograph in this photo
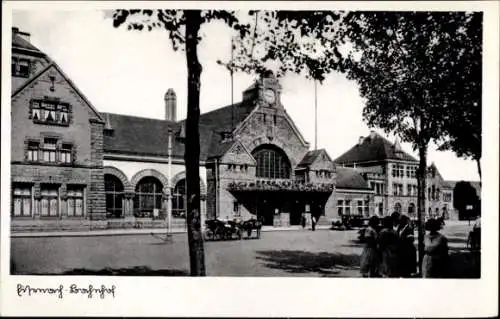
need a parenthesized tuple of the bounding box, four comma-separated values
(1, 1, 498, 317)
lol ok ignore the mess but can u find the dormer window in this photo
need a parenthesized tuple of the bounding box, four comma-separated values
(12, 57, 30, 78)
(30, 99, 71, 126)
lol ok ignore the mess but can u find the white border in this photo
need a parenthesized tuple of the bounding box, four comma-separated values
(2, 1, 499, 317)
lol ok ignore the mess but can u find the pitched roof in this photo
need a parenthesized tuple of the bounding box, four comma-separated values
(12, 32, 43, 53)
(335, 167, 371, 190)
(298, 149, 323, 166)
(12, 62, 104, 122)
(103, 98, 257, 160)
(334, 133, 418, 164)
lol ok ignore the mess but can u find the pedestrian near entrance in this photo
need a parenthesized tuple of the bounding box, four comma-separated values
(379, 216, 399, 277)
(397, 215, 417, 278)
(422, 218, 449, 278)
(311, 214, 317, 231)
(360, 216, 380, 277)
(301, 213, 306, 229)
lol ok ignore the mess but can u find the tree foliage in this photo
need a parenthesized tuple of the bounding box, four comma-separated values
(453, 181, 480, 217)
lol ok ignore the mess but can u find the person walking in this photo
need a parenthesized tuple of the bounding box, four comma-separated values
(301, 213, 306, 229)
(311, 213, 317, 231)
(397, 215, 417, 278)
(360, 216, 380, 277)
(422, 218, 449, 278)
(379, 216, 399, 277)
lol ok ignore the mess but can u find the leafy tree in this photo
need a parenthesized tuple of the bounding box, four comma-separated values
(434, 13, 482, 182)
(331, 11, 482, 275)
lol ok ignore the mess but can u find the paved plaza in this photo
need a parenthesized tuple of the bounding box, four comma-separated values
(11, 221, 479, 278)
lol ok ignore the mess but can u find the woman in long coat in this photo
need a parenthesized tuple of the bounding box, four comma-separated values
(397, 215, 417, 277)
(379, 216, 399, 277)
(422, 218, 449, 278)
(360, 216, 380, 277)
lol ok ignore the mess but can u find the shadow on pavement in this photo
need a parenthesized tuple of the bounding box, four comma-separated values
(12, 265, 189, 276)
(255, 250, 360, 277)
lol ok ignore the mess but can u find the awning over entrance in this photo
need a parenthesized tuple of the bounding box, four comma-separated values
(227, 179, 334, 193)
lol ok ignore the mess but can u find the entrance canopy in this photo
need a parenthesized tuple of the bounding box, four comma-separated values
(227, 179, 334, 193)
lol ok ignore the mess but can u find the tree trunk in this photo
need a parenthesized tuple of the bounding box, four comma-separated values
(416, 143, 428, 277)
(184, 10, 206, 276)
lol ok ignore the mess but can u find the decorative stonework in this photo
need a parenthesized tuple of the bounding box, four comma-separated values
(130, 168, 170, 190)
(104, 166, 133, 192)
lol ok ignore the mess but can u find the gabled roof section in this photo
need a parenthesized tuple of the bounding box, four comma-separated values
(336, 167, 371, 190)
(298, 149, 333, 167)
(12, 32, 44, 54)
(12, 62, 104, 122)
(334, 132, 418, 164)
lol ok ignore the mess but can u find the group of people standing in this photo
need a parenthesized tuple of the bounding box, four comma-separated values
(360, 213, 449, 278)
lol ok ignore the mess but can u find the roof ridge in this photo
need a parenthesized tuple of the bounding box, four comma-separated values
(102, 112, 178, 124)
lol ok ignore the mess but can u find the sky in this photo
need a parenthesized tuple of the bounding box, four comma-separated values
(11, 9, 481, 182)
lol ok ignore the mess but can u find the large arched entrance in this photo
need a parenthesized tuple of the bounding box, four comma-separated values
(134, 176, 163, 218)
(105, 174, 124, 218)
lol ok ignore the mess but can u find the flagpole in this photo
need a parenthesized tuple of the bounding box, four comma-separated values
(167, 128, 173, 237)
(314, 80, 318, 150)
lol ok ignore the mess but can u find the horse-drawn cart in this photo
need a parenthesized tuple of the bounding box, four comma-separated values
(204, 217, 262, 241)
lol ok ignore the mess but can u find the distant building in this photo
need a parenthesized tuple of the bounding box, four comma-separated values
(334, 132, 459, 220)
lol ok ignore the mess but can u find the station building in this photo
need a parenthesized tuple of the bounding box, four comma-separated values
(10, 27, 462, 232)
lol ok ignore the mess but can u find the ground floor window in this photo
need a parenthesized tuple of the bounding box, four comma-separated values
(67, 185, 84, 217)
(134, 176, 163, 217)
(105, 174, 124, 218)
(337, 199, 351, 216)
(12, 184, 32, 217)
(357, 199, 369, 217)
(41, 186, 59, 217)
(378, 203, 383, 216)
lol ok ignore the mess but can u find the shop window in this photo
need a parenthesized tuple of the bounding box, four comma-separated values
(67, 185, 84, 217)
(12, 184, 32, 217)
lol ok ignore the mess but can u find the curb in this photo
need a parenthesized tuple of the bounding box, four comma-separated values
(10, 225, 332, 238)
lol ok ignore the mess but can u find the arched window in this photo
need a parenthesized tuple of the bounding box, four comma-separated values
(105, 174, 124, 218)
(134, 176, 163, 218)
(252, 145, 290, 179)
(172, 179, 186, 218)
(408, 203, 415, 218)
(394, 202, 402, 214)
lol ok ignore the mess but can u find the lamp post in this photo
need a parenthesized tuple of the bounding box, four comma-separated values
(167, 127, 173, 236)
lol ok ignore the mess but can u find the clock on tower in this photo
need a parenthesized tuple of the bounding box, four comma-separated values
(263, 89, 276, 105)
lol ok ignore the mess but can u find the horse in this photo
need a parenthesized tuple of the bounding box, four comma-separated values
(240, 217, 263, 239)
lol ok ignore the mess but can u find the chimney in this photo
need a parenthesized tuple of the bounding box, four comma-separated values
(358, 136, 364, 145)
(12, 27, 31, 42)
(164, 88, 177, 121)
(394, 137, 402, 152)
